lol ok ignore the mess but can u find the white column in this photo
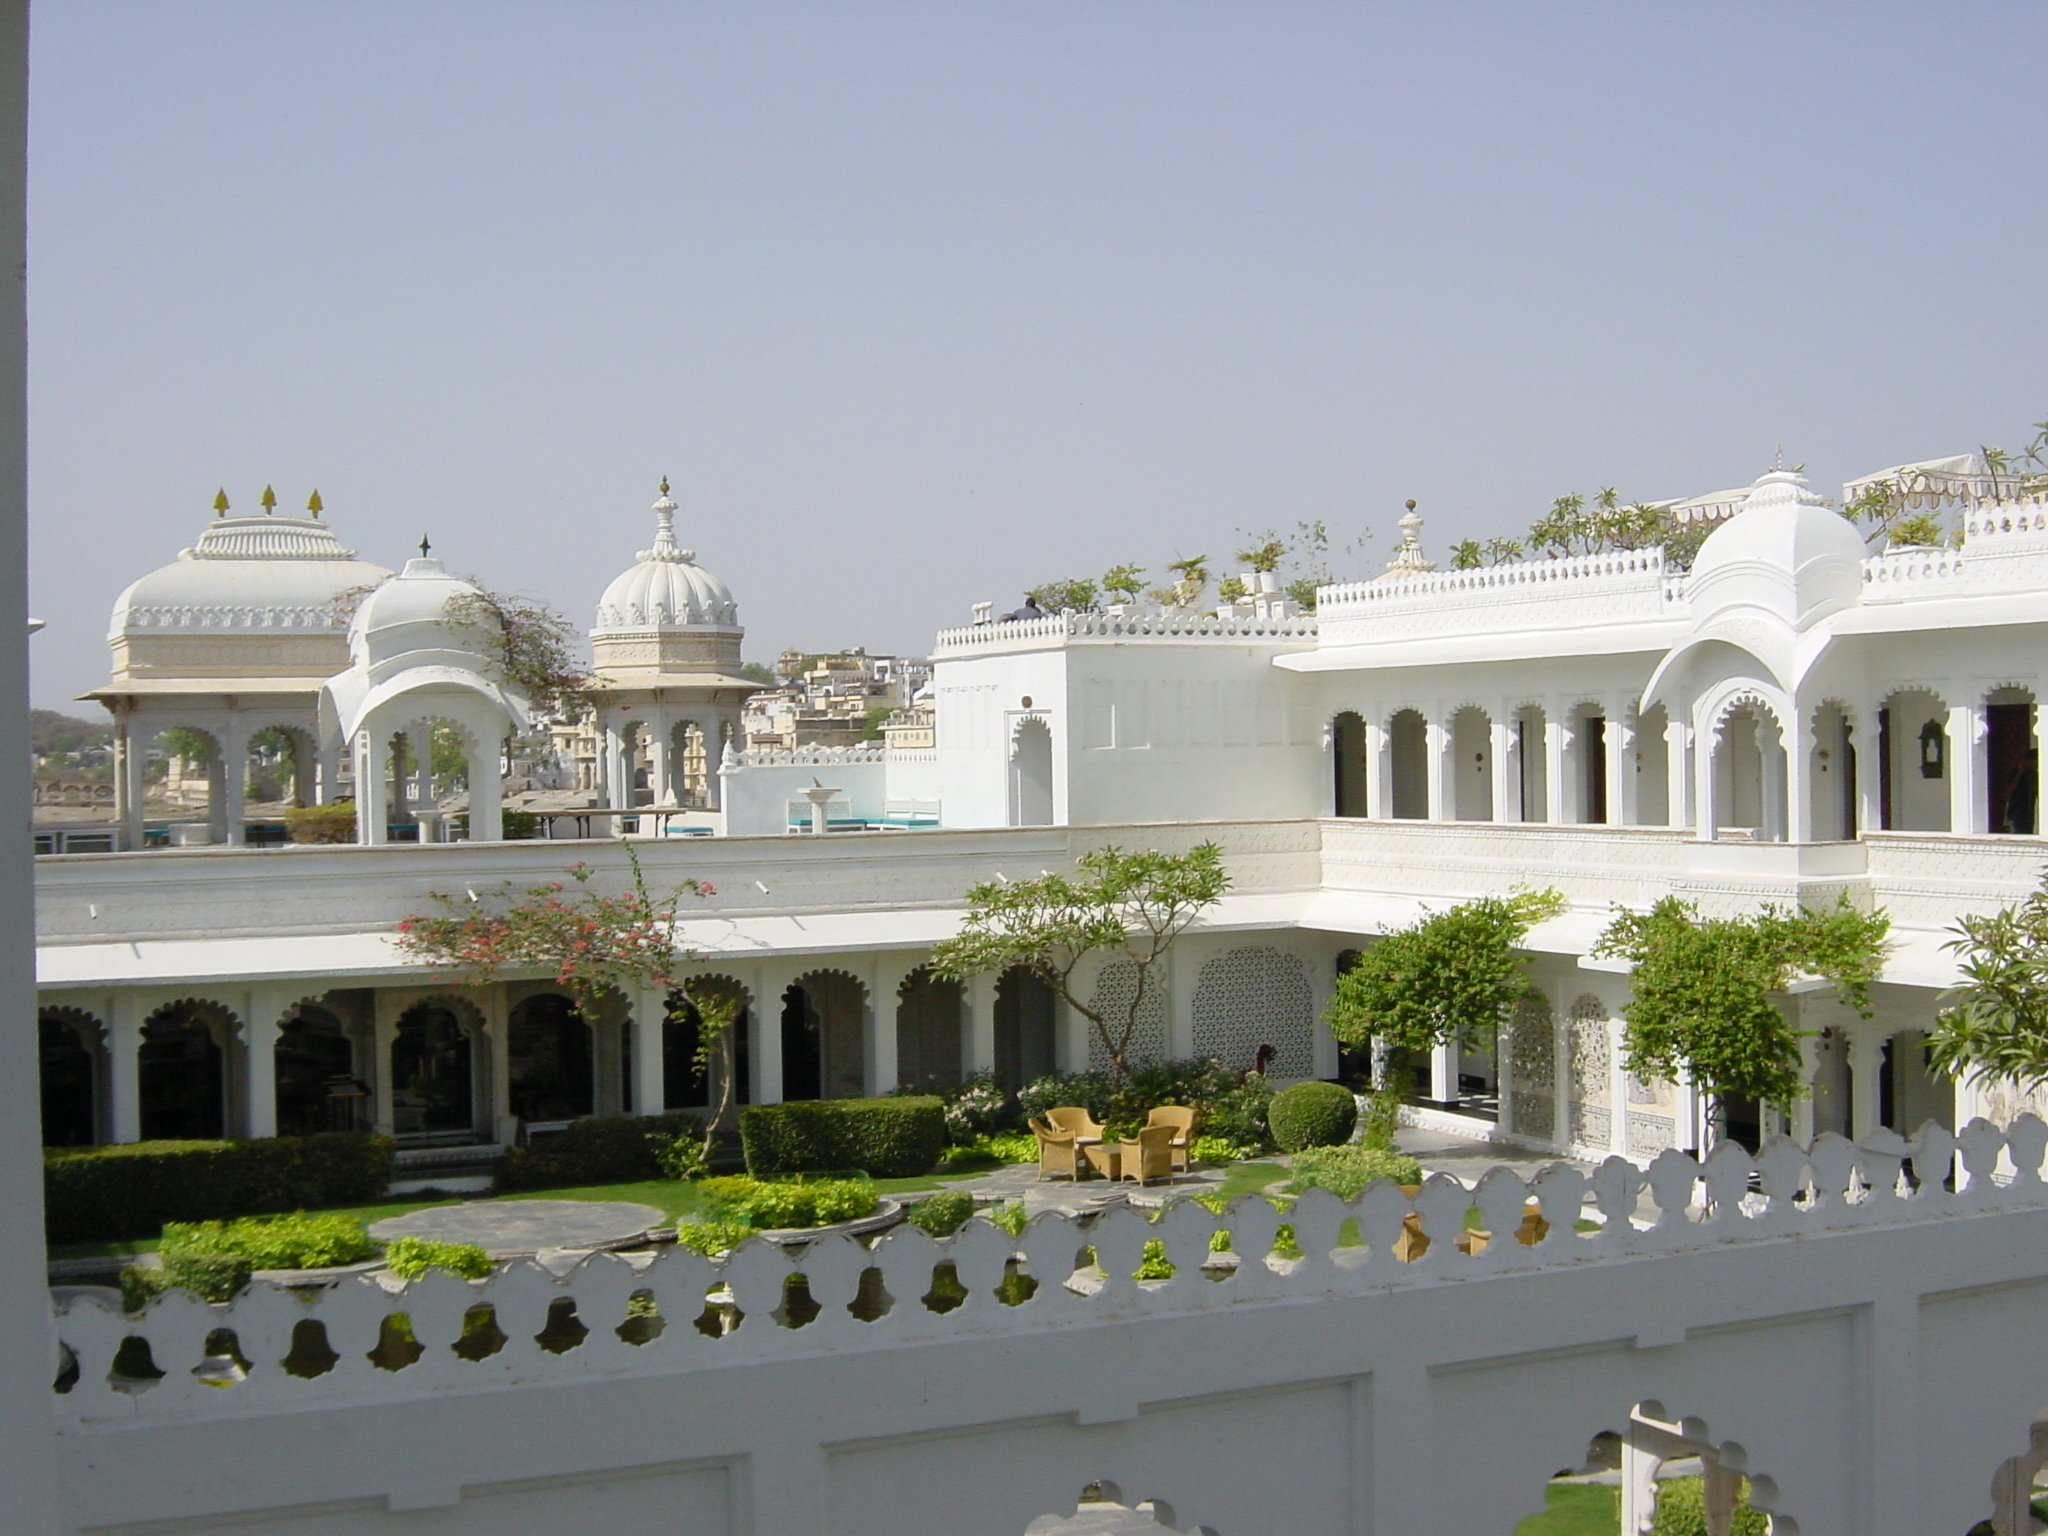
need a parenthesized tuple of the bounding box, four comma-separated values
(1610, 705, 1636, 826)
(1666, 711, 1693, 833)
(1671, 1069, 1700, 1157)
(705, 718, 728, 810)
(1696, 710, 1720, 839)
(220, 716, 247, 846)
(1774, 713, 1802, 844)
(1552, 994, 1572, 1148)
(647, 712, 673, 807)
(1850, 1031, 1884, 1139)
(868, 960, 907, 1097)
(603, 722, 628, 809)
(1369, 716, 1392, 818)
(1428, 1041, 1456, 1103)
(205, 752, 228, 843)
(1543, 708, 1567, 823)
(963, 972, 997, 1077)
(404, 721, 433, 819)
(108, 991, 144, 1143)
(316, 732, 342, 805)
(1854, 703, 1883, 837)
(1607, 1014, 1629, 1157)
(244, 984, 296, 1140)
(476, 986, 514, 1144)
(1948, 700, 1984, 834)
(470, 733, 504, 842)
(370, 989, 402, 1135)
(753, 963, 796, 1105)
(1490, 718, 1517, 823)
(355, 733, 388, 845)
(631, 985, 668, 1116)
(1423, 715, 1447, 821)
(116, 719, 145, 849)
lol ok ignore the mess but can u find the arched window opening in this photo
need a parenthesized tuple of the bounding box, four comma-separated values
(1711, 701, 1786, 842)
(663, 984, 752, 1110)
(1808, 702, 1858, 841)
(391, 1001, 475, 1137)
(1331, 711, 1368, 817)
(1878, 689, 1949, 831)
(1987, 687, 2038, 835)
(139, 1002, 227, 1141)
(781, 972, 867, 1101)
(507, 993, 595, 1124)
(1450, 706, 1493, 821)
(993, 966, 1056, 1091)
(1879, 1028, 1955, 1136)
(1569, 703, 1608, 825)
(275, 1003, 360, 1137)
(39, 1010, 100, 1147)
(1010, 717, 1054, 827)
(896, 968, 964, 1089)
(1387, 708, 1428, 820)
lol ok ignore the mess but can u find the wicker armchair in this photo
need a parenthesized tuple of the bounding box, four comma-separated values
(1117, 1123, 1177, 1186)
(1045, 1105, 1104, 1141)
(1029, 1115, 1083, 1181)
(1144, 1105, 1197, 1173)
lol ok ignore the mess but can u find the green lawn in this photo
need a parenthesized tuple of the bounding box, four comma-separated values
(1514, 1481, 1619, 1535)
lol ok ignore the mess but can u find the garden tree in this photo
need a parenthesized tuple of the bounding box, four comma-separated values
(1100, 563, 1146, 603)
(443, 586, 591, 722)
(1233, 520, 1371, 611)
(930, 842, 1231, 1087)
(1326, 890, 1566, 1088)
(1593, 896, 1891, 1113)
(1023, 577, 1099, 615)
(396, 845, 736, 1170)
(1927, 869, 2048, 1092)
(157, 725, 215, 765)
(1148, 554, 1211, 611)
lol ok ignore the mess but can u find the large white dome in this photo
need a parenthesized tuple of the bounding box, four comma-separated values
(109, 503, 394, 641)
(592, 483, 740, 634)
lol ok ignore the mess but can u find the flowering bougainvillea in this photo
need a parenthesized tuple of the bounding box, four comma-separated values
(396, 844, 715, 1019)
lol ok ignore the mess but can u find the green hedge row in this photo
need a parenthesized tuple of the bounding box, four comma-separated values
(739, 1097, 947, 1179)
(495, 1112, 701, 1191)
(45, 1132, 394, 1245)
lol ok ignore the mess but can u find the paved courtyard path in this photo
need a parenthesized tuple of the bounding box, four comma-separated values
(368, 1198, 664, 1257)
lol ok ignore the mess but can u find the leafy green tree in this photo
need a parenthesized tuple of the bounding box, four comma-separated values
(1594, 896, 1890, 1109)
(157, 726, 216, 765)
(443, 587, 590, 721)
(1100, 563, 1147, 602)
(1928, 870, 2048, 1091)
(1326, 890, 1565, 1084)
(1449, 539, 1484, 570)
(931, 843, 1231, 1087)
(1024, 578, 1099, 615)
(737, 661, 777, 687)
(857, 705, 893, 742)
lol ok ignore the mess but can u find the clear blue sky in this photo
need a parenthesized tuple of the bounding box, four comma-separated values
(25, 1, 2048, 709)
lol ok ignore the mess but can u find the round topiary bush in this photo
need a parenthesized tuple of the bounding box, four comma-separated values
(1267, 1080, 1358, 1153)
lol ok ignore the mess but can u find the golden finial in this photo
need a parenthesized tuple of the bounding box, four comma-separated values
(212, 488, 229, 517)
(260, 484, 277, 513)
(306, 489, 323, 517)
(659, 475, 671, 496)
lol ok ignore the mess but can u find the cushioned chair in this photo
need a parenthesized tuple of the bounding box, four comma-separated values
(1117, 1124, 1177, 1187)
(1045, 1105, 1104, 1141)
(1144, 1105, 1197, 1173)
(1028, 1115, 1082, 1182)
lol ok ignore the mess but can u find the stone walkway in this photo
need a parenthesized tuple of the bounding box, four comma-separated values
(367, 1198, 665, 1258)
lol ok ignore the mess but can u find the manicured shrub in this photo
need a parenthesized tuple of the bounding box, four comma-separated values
(161, 1212, 376, 1271)
(284, 802, 356, 844)
(382, 1237, 493, 1281)
(1285, 1145, 1423, 1201)
(44, 1133, 396, 1245)
(698, 1175, 879, 1230)
(120, 1250, 254, 1310)
(1268, 1080, 1358, 1153)
(905, 1188, 975, 1238)
(501, 810, 541, 840)
(671, 1219, 753, 1257)
(1648, 1476, 1767, 1536)
(1190, 1134, 1243, 1166)
(496, 1112, 698, 1191)
(738, 1097, 946, 1179)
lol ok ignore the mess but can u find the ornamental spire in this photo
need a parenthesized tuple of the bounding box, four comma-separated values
(213, 488, 229, 518)
(306, 489, 323, 517)
(260, 484, 277, 514)
(640, 476, 686, 563)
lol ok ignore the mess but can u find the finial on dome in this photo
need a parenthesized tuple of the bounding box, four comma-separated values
(1382, 499, 1436, 579)
(419, 534, 432, 559)
(641, 479, 685, 563)
(260, 484, 277, 513)
(1773, 443, 1785, 471)
(306, 489, 323, 518)
(213, 488, 229, 518)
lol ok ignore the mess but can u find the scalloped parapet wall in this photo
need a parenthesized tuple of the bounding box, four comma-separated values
(932, 611, 1319, 656)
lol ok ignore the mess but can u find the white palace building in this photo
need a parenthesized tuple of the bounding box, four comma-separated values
(33, 454, 2048, 1536)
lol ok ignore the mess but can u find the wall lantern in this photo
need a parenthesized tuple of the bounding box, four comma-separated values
(1919, 719, 1946, 779)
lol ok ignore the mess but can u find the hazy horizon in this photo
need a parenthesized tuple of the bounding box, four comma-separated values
(26, 2, 2048, 712)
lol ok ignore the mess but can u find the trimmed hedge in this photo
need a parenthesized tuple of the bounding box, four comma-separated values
(495, 1112, 700, 1191)
(45, 1132, 394, 1246)
(739, 1097, 947, 1179)
(1268, 1080, 1358, 1153)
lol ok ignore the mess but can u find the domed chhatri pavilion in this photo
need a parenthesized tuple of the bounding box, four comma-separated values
(318, 552, 529, 844)
(586, 478, 758, 811)
(86, 489, 394, 847)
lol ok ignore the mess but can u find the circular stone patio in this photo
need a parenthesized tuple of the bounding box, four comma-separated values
(369, 1199, 664, 1258)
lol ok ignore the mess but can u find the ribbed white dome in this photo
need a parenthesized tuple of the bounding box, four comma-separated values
(1689, 466, 1867, 630)
(592, 486, 740, 635)
(349, 557, 495, 672)
(109, 511, 394, 641)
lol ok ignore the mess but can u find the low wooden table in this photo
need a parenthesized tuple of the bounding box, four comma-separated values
(1080, 1141, 1123, 1180)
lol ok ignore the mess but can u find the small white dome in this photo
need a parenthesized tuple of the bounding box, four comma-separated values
(592, 483, 741, 634)
(109, 509, 394, 641)
(349, 556, 496, 673)
(1687, 466, 1867, 630)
